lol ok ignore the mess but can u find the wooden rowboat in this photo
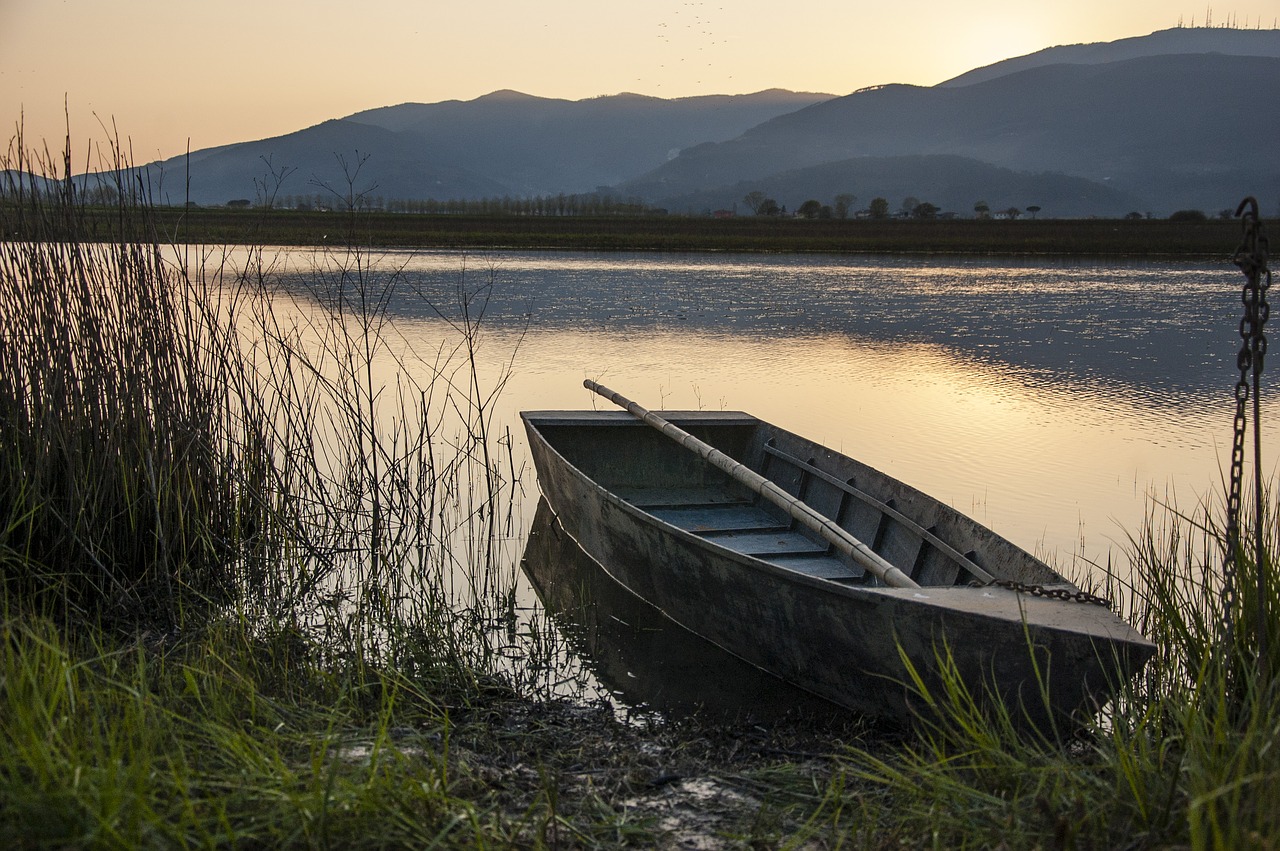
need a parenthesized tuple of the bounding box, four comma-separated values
(521, 382, 1155, 728)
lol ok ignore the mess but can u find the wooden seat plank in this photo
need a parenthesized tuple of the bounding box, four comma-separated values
(616, 486, 750, 509)
(767, 554, 865, 580)
(649, 504, 783, 533)
(710, 530, 828, 557)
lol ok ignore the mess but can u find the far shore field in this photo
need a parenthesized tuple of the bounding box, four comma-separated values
(114, 208, 1262, 256)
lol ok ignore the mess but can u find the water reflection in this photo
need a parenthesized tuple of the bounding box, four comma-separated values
(521, 497, 843, 721)
(270, 250, 1240, 402)
(246, 246, 1273, 567)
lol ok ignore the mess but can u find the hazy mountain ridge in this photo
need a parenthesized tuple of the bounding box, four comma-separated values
(625, 49, 1280, 216)
(341, 89, 833, 198)
(652, 155, 1140, 218)
(941, 26, 1280, 87)
(138, 89, 833, 206)
(145, 118, 508, 205)
(72, 27, 1280, 216)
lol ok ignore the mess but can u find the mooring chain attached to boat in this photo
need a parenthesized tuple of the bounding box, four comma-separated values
(985, 578, 1112, 608)
(1223, 197, 1271, 650)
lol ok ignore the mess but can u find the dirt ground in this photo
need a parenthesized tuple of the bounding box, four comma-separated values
(437, 696, 883, 847)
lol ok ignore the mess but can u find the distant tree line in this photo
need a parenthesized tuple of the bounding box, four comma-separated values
(744, 191, 862, 219)
(0, 179, 128, 208)
(745, 191, 948, 220)
(266, 192, 657, 217)
(741, 189, 1058, 221)
(3, 177, 1249, 223)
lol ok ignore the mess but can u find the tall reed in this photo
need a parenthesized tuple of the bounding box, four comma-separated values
(0, 131, 529, 678)
(1, 134, 248, 628)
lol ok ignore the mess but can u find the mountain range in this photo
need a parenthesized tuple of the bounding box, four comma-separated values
(129, 27, 1280, 217)
(140, 89, 833, 207)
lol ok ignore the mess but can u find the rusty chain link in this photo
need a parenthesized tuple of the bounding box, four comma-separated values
(981, 206, 1273, 619)
(1224, 197, 1271, 652)
(984, 578, 1113, 608)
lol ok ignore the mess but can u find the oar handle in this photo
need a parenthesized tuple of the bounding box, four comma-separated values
(584, 380, 920, 589)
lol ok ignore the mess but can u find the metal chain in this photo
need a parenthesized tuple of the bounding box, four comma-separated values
(1224, 197, 1271, 653)
(985, 578, 1113, 608)
(987, 203, 1272, 623)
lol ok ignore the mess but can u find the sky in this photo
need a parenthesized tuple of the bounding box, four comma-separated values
(3, 0, 1278, 165)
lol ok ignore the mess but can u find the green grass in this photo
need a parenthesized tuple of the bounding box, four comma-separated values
(0, 615, 494, 847)
(4, 135, 1280, 848)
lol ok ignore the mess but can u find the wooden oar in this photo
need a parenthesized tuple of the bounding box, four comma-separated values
(584, 380, 921, 589)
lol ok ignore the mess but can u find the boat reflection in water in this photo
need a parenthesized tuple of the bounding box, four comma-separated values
(521, 497, 844, 722)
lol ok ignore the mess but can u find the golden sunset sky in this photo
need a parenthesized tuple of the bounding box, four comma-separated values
(3, 0, 1277, 164)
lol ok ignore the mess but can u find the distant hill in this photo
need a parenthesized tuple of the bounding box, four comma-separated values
(137, 89, 833, 207)
(622, 45, 1280, 216)
(345, 89, 832, 197)
(54, 27, 1280, 217)
(654, 155, 1140, 219)
(141, 119, 508, 206)
(941, 26, 1280, 87)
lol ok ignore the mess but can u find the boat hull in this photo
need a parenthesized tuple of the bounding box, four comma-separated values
(522, 496, 846, 720)
(522, 410, 1154, 728)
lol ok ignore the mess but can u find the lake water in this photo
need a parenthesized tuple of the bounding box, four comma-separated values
(261, 247, 1272, 575)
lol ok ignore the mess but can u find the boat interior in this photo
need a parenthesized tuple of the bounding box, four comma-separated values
(527, 411, 1039, 589)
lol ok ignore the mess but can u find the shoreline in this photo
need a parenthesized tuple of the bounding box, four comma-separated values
(33, 206, 1257, 256)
